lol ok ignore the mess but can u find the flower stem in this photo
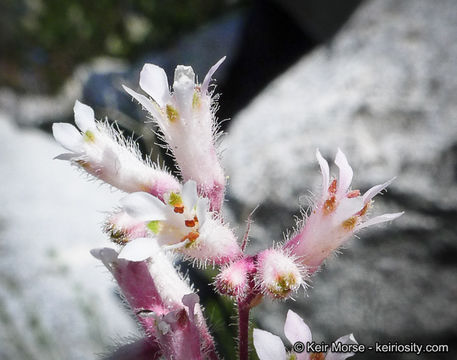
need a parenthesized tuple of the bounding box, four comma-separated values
(237, 300, 250, 360)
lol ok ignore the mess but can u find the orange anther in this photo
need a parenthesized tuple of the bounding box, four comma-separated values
(174, 206, 184, 214)
(328, 179, 337, 194)
(185, 219, 196, 227)
(347, 190, 360, 198)
(323, 195, 336, 215)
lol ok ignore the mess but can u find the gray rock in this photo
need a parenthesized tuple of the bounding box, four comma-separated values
(0, 114, 138, 360)
(223, 0, 457, 357)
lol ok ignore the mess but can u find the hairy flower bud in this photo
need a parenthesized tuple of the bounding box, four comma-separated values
(214, 258, 251, 298)
(256, 249, 305, 299)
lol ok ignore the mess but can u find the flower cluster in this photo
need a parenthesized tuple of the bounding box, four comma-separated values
(53, 57, 402, 360)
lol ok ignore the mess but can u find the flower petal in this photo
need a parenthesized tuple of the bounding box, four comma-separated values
(120, 192, 167, 221)
(196, 197, 208, 226)
(362, 178, 395, 204)
(74, 100, 96, 132)
(316, 149, 330, 199)
(182, 180, 198, 210)
(52, 122, 83, 152)
(54, 153, 79, 161)
(139, 64, 170, 107)
(202, 56, 226, 94)
(325, 333, 358, 360)
(333, 197, 365, 225)
(123, 85, 164, 121)
(118, 238, 156, 261)
(335, 149, 353, 196)
(284, 310, 312, 347)
(253, 328, 287, 360)
(356, 212, 404, 230)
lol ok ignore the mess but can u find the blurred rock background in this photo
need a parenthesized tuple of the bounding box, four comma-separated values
(1, 0, 456, 359)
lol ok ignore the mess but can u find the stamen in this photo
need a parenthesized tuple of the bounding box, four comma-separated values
(342, 216, 358, 231)
(347, 189, 361, 198)
(328, 179, 337, 194)
(323, 195, 336, 215)
(166, 104, 179, 122)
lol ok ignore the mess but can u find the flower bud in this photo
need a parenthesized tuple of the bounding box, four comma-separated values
(256, 249, 305, 299)
(214, 258, 251, 298)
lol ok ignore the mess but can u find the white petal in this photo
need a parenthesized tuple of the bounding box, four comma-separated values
(74, 100, 96, 132)
(202, 56, 226, 94)
(362, 178, 395, 204)
(52, 123, 83, 152)
(54, 153, 78, 161)
(333, 197, 365, 225)
(120, 192, 167, 221)
(356, 212, 404, 231)
(123, 85, 164, 121)
(335, 149, 353, 196)
(316, 149, 330, 198)
(173, 65, 195, 113)
(118, 238, 156, 261)
(90, 247, 118, 262)
(182, 180, 198, 209)
(139, 64, 170, 107)
(253, 328, 287, 360)
(326, 334, 358, 360)
(284, 310, 312, 346)
(182, 293, 199, 322)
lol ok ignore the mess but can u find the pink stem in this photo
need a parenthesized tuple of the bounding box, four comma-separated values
(237, 300, 251, 360)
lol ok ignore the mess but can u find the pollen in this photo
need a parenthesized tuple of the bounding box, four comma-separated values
(323, 195, 337, 215)
(185, 216, 198, 228)
(347, 189, 361, 198)
(174, 206, 184, 214)
(328, 179, 337, 194)
(84, 130, 96, 142)
(192, 91, 201, 109)
(166, 104, 179, 122)
(342, 216, 358, 231)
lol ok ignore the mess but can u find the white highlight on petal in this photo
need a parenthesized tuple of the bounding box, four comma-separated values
(253, 328, 287, 360)
(356, 212, 404, 231)
(202, 56, 226, 94)
(333, 197, 365, 224)
(123, 85, 164, 121)
(326, 333, 358, 360)
(316, 149, 330, 198)
(335, 148, 353, 196)
(74, 100, 96, 132)
(139, 64, 170, 107)
(120, 192, 167, 221)
(52, 122, 83, 152)
(363, 178, 395, 204)
(284, 310, 312, 347)
(118, 238, 156, 261)
(181, 180, 198, 210)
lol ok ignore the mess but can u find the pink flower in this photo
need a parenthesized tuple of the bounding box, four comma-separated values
(284, 149, 403, 272)
(123, 58, 227, 211)
(52, 100, 180, 200)
(253, 310, 357, 360)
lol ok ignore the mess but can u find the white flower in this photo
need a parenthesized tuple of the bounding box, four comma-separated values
(53, 100, 180, 200)
(253, 310, 357, 360)
(284, 149, 403, 271)
(123, 58, 227, 211)
(118, 180, 240, 265)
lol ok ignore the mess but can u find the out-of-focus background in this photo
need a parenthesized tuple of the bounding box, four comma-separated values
(1, 0, 456, 359)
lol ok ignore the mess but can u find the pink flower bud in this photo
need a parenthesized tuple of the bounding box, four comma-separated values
(123, 58, 227, 211)
(256, 249, 306, 299)
(214, 258, 251, 298)
(53, 100, 181, 200)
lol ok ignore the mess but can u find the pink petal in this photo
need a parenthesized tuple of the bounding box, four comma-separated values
(120, 192, 167, 222)
(325, 334, 358, 360)
(118, 238, 156, 261)
(139, 64, 170, 107)
(284, 310, 312, 347)
(74, 100, 96, 132)
(335, 149, 353, 196)
(201, 56, 226, 94)
(316, 149, 330, 199)
(253, 328, 287, 360)
(123, 85, 164, 121)
(362, 178, 395, 204)
(356, 212, 404, 231)
(52, 122, 83, 152)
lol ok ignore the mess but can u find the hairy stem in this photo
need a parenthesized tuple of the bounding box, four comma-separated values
(237, 300, 251, 360)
